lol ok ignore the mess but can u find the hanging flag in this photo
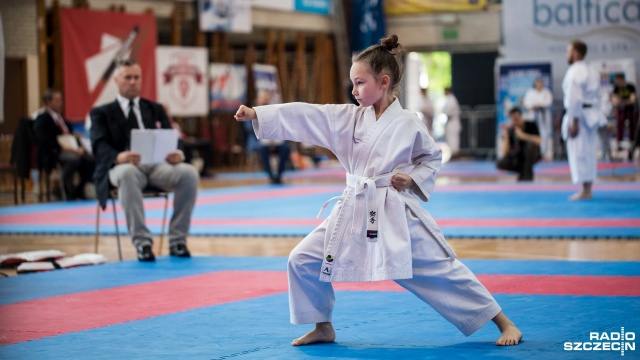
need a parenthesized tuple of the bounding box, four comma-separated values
(156, 46, 208, 117)
(0, 12, 4, 123)
(351, 0, 386, 53)
(210, 63, 248, 112)
(60, 8, 157, 122)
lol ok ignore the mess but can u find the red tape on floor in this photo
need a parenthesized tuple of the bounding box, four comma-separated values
(334, 275, 640, 297)
(1, 272, 638, 345)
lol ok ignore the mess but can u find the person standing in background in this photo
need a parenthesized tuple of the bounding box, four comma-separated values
(611, 74, 638, 159)
(562, 40, 606, 201)
(419, 87, 434, 134)
(442, 87, 462, 157)
(522, 78, 553, 160)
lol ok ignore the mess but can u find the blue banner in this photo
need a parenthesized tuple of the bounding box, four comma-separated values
(295, 0, 331, 14)
(351, 0, 386, 53)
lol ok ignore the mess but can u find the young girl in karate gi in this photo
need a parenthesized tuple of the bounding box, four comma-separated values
(235, 34, 522, 347)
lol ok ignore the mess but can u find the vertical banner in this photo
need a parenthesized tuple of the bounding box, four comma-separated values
(496, 61, 552, 134)
(0, 12, 4, 123)
(351, 0, 386, 53)
(209, 63, 247, 112)
(60, 8, 157, 122)
(199, 0, 252, 33)
(252, 64, 282, 103)
(156, 46, 208, 117)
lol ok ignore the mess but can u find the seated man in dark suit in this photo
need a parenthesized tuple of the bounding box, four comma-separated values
(34, 89, 94, 200)
(90, 59, 199, 262)
(497, 107, 542, 181)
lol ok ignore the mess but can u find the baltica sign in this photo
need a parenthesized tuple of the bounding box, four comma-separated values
(564, 328, 636, 356)
(534, 0, 640, 26)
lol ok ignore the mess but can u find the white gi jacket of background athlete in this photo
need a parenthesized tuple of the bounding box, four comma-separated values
(561, 60, 606, 184)
(253, 99, 455, 283)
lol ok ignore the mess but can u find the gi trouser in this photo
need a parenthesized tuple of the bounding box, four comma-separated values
(108, 162, 199, 247)
(288, 206, 502, 336)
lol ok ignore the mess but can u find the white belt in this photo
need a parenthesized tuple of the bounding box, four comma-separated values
(317, 172, 395, 240)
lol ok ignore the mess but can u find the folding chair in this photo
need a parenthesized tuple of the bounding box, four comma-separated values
(38, 163, 66, 202)
(95, 186, 170, 261)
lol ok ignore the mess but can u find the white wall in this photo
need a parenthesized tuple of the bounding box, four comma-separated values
(387, 8, 501, 52)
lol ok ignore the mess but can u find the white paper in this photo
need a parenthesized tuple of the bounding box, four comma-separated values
(57, 134, 79, 150)
(130, 129, 179, 165)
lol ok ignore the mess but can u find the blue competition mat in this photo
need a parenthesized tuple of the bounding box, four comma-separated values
(0, 257, 639, 360)
(1, 182, 639, 238)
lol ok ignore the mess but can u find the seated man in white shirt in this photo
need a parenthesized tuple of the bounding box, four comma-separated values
(90, 60, 199, 261)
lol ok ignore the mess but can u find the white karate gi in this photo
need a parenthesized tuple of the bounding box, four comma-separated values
(562, 61, 606, 184)
(443, 94, 462, 154)
(253, 99, 501, 336)
(523, 87, 553, 159)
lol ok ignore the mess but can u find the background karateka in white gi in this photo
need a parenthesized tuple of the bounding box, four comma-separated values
(562, 40, 606, 201)
(522, 78, 554, 161)
(235, 34, 522, 347)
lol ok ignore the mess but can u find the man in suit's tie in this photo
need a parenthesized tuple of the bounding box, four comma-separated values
(90, 59, 199, 261)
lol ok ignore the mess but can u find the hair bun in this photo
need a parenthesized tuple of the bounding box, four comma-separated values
(380, 34, 400, 52)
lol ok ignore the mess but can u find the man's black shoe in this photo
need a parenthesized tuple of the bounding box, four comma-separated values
(136, 245, 156, 262)
(169, 243, 191, 257)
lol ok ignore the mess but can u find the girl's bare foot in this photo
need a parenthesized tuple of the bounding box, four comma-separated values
(291, 322, 336, 346)
(496, 323, 523, 346)
(492, 311, 523, 346)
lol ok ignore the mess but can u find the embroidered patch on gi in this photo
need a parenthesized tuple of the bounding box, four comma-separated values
(322, 266, 331, 275)
(367, 230, 378, 238)
(369, 211, 377, 224)
(325, 255, 334, 263)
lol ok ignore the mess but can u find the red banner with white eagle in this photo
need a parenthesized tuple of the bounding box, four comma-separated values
(60, 8, 157, 122)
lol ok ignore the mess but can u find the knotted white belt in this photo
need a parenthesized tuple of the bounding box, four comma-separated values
(318, 172, 395, 240)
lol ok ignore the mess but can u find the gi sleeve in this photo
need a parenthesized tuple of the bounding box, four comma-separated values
(408, 130, 442, 202)
(253, 102, 354, 153)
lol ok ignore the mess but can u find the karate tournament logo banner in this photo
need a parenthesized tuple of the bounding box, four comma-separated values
(502, 0, 640, 99)
(156, 46, 208, 117)
(60, 8, 157, 122)
(209, 63, 247, 112)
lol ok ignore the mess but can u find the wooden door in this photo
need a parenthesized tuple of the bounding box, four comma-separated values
(1, 57, 28, 135)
